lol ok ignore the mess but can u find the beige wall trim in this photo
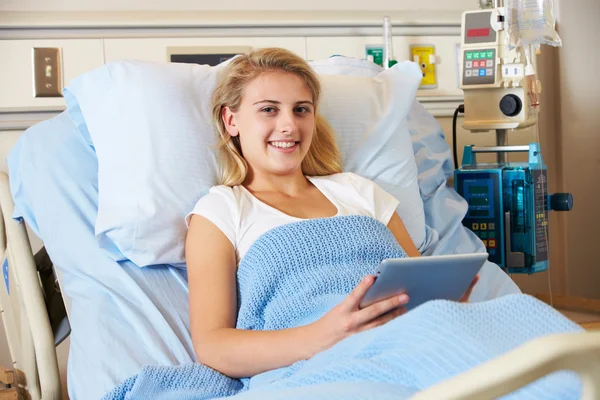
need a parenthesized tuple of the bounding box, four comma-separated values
(536, 294, 600, 315)
(0, 10, 461, 39)
(0, 10, 463, 28)
(0, 109, 64, 132)
(0, 26, 461, 40)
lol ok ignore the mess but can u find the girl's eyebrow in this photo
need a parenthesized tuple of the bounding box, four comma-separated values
(253, 100, 280, 105)
(252, 100, 314, 105)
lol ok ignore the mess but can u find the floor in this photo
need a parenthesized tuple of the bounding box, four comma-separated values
(560, 309, 600, 331)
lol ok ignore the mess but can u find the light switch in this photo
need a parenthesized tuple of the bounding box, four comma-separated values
(32, 48, 63, 98)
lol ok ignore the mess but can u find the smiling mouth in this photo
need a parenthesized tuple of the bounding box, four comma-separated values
(268, 141, 299, 149)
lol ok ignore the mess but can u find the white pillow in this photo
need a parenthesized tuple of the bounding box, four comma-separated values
(313, 59, 425, 250)
(65, 57, 424, 267)
(309, 55, 384, 77)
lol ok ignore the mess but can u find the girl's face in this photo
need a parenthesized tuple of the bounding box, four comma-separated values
(222, 71, 315, 180)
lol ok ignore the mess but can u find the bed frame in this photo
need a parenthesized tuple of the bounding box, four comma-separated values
(0, 170, 598, 399)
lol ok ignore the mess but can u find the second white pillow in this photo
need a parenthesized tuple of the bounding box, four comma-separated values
(315, 59, 425, 249)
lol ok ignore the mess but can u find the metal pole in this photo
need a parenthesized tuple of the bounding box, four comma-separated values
(496, 129, 509, 164)
(383, 16, 392, 69)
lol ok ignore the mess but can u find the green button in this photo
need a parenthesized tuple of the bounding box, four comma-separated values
(487, 51, 494, 58)
(480, 232, 488, 239)
(473, 52, 480, 59)
(466, 52, 473, 60)
(489, 231, 496, 239)
(479, 51, 487, 59)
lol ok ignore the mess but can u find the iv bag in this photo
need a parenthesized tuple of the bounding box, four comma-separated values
(505, 0, 562, 49)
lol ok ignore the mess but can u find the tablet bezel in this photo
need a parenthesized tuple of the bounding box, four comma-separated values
(359, 253, 488, 310)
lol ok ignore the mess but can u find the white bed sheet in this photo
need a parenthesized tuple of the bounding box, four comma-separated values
(7, 102, 519, 399)
(8, 112, 196, 399)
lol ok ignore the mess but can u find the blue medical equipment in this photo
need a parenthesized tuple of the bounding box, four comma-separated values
(454, 144, 572, 274)
(454, 1, 573, 274)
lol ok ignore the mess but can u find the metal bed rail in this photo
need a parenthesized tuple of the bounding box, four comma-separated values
(0, 172, 61, 399)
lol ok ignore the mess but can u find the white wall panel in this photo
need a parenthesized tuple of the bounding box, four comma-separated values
(0, 39, 104, 110)
(0, 131, 23, 172)
(306, 36, 463, 97)
(0, 0, 477, 12)
(104, 37, 306, 64)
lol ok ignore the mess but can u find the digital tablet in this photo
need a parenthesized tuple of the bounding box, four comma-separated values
(359, 253, 488, 310)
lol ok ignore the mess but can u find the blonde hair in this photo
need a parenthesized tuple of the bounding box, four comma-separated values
(211, 48, 342, 186)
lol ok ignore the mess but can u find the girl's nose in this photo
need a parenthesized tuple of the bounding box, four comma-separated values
(277, 110, 298, 135)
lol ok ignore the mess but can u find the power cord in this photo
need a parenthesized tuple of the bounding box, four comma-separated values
(452, 104, 465, 169)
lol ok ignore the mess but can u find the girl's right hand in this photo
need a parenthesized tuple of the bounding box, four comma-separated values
(310, 275, 409, 355)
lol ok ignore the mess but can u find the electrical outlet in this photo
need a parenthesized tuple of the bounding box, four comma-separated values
(365, 45, 384, 67)
(410, 44, 438, 89)
(32, 48, 63, 98)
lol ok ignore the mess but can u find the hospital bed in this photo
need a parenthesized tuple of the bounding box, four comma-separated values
(0, 57, 599, 400)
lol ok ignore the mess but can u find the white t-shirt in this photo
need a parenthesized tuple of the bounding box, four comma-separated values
(186, 172, 399, 264)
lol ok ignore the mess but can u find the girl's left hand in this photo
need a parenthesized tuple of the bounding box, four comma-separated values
(459, 275, 479, 303)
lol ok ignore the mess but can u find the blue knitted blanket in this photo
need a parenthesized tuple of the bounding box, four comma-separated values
(102, 216, 582, 400)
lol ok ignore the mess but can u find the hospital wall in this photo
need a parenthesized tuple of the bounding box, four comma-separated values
(1, 0, 478, 12)
(0, 0, 598, 394)
(553, 0, 600, 300)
